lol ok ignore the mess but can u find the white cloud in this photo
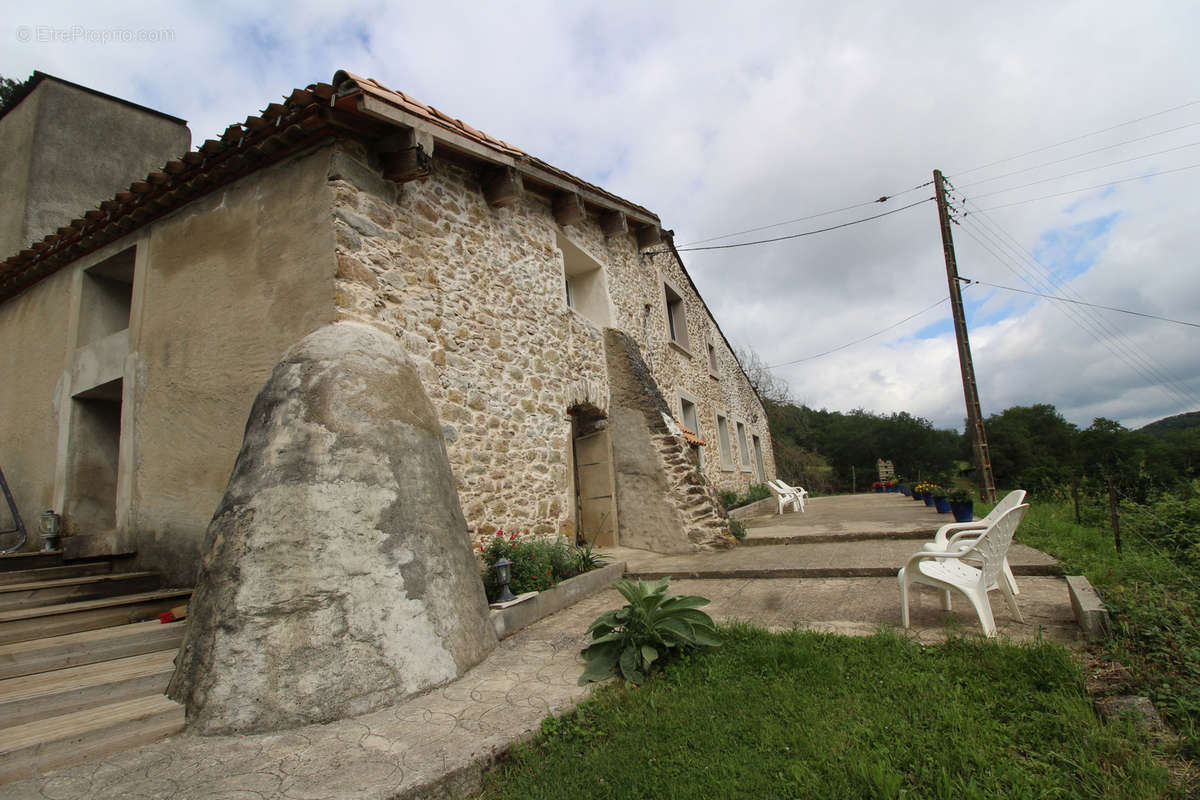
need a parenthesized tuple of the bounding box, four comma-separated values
(4, 0, 1198, 431)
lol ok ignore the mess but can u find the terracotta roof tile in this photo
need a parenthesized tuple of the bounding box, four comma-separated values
(674, 418, 706, 447)
(0, 70, 662, 302)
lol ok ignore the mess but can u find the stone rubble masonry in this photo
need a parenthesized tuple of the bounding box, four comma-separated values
(167, 321, 498, 735)
(325, 139, 774, 545)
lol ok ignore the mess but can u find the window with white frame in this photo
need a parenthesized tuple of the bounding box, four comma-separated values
(679, 393, 704, 468)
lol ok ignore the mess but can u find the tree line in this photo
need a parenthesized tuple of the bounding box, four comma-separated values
(767, 400, 1200, 500)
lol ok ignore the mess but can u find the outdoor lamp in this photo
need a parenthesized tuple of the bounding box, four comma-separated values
(492, 556, 516, 603)
(38, 509, 61, 552)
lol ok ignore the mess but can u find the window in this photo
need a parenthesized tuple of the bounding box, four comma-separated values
(736, 422, 752, 471)
(679, 394, 703, 468)
(664, 280, 690, 352)
(716, 413, 733, 471)
(558, 232, 612, 328)
(707, 342, 719, 378)
(752, 434, 766, 481)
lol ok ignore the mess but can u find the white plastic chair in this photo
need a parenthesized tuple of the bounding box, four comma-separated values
(767, 479, 807, 514)
(899, 503, 1028, 638)
(922, 489, 1026, 595)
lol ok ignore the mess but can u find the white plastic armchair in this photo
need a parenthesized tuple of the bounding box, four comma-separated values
(922, 490, 1026, 595)
(767, 479, 807, 514)
(899, 503, 1028, 638)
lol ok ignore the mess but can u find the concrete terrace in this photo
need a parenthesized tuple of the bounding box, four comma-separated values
(0, 493, 1081, 800)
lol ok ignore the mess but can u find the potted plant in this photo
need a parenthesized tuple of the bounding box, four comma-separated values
(933, 491, 951, 514)
(947, 488, 975, 523)
(922, 483, 942, 507)
(872, 481, 883, 493)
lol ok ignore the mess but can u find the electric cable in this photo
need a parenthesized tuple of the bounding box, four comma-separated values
(951, 209, 1200, 413)
(963, 279, 1200, 329)
(953, 189, 1200, 409)
(954, 221, 1200, 413)
(766, 295, 950, 368)
(676, 181, 933, 247)
(965, 140, 1200, 201)
(952, 120, 1200, 190)
(949, 98, 1200, 179)
(663, 197, 933, 254)
(975, 161, 1200, 211)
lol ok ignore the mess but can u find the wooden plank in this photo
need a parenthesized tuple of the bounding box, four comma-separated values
(0, 572, 161, 611)
(0, 590, 191, 645)
(0, 620, 185, 680)
(0, 650, 176, 727)
(0, 694, 183, 785)
(0, 562, 114, 587)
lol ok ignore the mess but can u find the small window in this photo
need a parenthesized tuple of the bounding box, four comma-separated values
(679, 395, 703, 469)
(559, 232, 611, 328)
(716, 413, 733, 471)
(707, 342, 719, 378)
(664, 280, 690, 352)
(736, 421, 752, 470)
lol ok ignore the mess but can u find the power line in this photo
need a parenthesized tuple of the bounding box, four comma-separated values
(952, 120, 1200, 190)
(965, 140, 1200, 201)
(666, 197, 933, 254)
(766, 295, 950, 368)
(950, 98, 1200, 179)
(947, 194, 1200, 413)
(950, 204, 1200, 412)
(962, 278, 1200, 329)
(974, 161, 1200, 211)
(676, 181, 932, 247)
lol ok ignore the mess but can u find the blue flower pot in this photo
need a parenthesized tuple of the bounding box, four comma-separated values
(934, 496, 951, 514)
(950, 501, 974, 523)
(922, 492, 933, 506)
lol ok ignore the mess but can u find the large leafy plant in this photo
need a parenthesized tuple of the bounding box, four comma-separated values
(579, 578, 719, 685)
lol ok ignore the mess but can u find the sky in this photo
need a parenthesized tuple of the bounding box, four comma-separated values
(4, 0, 1199, 432)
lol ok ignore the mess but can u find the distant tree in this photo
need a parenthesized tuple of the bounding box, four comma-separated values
(985, 404, 1079, 494)
(0, 74, 34, 117)
(734, 345, 791, 407)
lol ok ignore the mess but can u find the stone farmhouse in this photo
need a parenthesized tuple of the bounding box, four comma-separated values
(0, 70, 776, 588)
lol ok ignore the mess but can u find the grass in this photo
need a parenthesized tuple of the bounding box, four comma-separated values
(1015, 500, 1200, 759)
(478, 624, 1175, 799)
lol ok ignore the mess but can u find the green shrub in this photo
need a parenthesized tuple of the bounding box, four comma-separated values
(480, 532, 605, 602)
(579, 578, 719, 685)
(721, 483, 773, 510)
(729, 519, 747, 541)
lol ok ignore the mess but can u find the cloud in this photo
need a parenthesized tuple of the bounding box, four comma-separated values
(3, 0, 1198, 431)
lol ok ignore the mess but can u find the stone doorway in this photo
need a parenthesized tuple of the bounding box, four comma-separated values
(63, 379, 123, 538)
(570, 408, 617, 547)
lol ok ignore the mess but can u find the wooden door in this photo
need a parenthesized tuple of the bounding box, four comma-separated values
(574, 429, 617, 546)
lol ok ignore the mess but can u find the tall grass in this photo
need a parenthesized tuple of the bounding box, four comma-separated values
(1017, 499, 1200, 757)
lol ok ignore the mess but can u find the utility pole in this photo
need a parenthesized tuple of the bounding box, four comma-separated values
(933, 170, 997, 503)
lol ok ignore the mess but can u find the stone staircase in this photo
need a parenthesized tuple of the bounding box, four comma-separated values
(0, 551, 191, 785)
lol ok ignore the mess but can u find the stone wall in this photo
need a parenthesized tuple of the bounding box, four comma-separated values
(328, 139, 773, 542)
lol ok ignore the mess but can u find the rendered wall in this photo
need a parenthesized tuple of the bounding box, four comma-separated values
(0, 264, 76, 545)
(127, 147, 337, 582)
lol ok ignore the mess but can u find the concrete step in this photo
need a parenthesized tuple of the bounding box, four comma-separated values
(0, 551, 63, 572)
(0, 561, 116, 587)
(626, 563, 1065, 580)
(0, 649, 177, 728)
(0, 589, 191, 645)
(0, 619, 185, 680)
(0, 693, 184, 785)
(741, 529, 937, 546)
(0, 571, 162, 611)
